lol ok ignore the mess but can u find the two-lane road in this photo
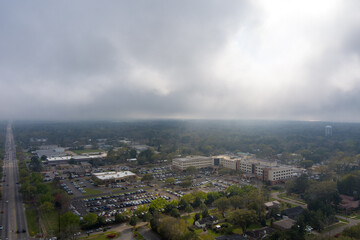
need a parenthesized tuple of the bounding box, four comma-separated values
(1, 123, 28, 240)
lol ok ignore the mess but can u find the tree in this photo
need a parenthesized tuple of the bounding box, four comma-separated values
(170, 208, 180, 218)
(54, 193, 70, 214)
(202, 208, 209, 218)
(115, 213, 126, 223)
(192, 197, 202, 208)
(137, 149, 155, 165)
(158, 216, 195, 240)
(150, 198, 167, 212)
(186, 166, 197, 175)
(135, 205, 150, 217)
(205, 191, 222, 205)
(129, 216, 138, 226)
(60, 212, 80, 230)
(214, 197, 230, 214)
(185, 204, 193, 215)
(228, 209, 257, 232)
(141, 173, 154, 182)
(165, 177, 176, 185)
(82, 213, 98, 229)
(30, 156, 42, 172)
(180, 180, 192, 188)
(194, 213, 201, 223)
(40, 201, 54, 212)
(229, 195, 244, 209)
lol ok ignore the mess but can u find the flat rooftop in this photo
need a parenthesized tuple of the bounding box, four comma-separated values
(93, 171, 136, 180)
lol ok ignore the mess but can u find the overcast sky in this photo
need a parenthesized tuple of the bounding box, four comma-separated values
(0, 0, 359, 122)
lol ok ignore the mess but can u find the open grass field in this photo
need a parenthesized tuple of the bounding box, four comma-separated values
(322, 222, 347, 233)
(80, 231, 121, 240)
(40, 209, 59, 235)
(83, 188, 104, 195)
(25, 207, 40, 236)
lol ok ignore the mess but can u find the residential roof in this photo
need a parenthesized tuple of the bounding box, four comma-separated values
(281, 206, 304, 220)
(272, 218, 296, 230)
(215, 234, 247, 240)
(245, 227, 275, 239)
(198, 215, 218, 225)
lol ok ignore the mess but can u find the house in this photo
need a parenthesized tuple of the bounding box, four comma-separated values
(245, 227, 275, 240)
(281, 206, 304, 220)
(272, 218, 296, 231)
(195, 215, 219, 228)
(339, 194, 359, 211)
(264, 201, 280, 209)
(215, 234, 247, 240)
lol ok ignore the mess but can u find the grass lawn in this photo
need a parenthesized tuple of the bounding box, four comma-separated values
(133, 230, 145, 240)
(232, 228, 243, 234)
(181, 213, 196, 225)
(322, 222, 347, 233)
(41, 209, 59, 235)
(83, 188, 103, 195)
(247, 223, 264, 231)
(72, 149, 102, 154)
(80, 231, 121, 240)
(198, 229, 221, 240)
(278, 193, 306, 205)
(25, 207, 40, 236)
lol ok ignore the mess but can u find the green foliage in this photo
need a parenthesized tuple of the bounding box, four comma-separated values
(205, 191, 222, 205)
(60, 212, 80, 230)
(114, 213, 127, 223)
(214, 197, 230, 213)
(137, 149, 156, 165)
(286, 174, 309, 195)
(228, 209, 257, 232)
(150, 198, 167, 212)
(170, 208, 180, 218)
(342, 223, 360, 239)
(30, 156, 42, 172)
(157, 216, 196, 240)
(82, 213, 98, 229)
(338, 171, 360, 199)
(165, 177, 176, 185)
(141, 173, 154, 182)
(180, 179, 193, 188)
(186, 166, 197, 175)
(129, 216, 139, 226)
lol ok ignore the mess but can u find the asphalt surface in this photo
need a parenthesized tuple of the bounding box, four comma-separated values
(1, 123, 28, 240)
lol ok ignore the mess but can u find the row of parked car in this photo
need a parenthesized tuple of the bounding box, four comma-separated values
(166, 189, 184, 198)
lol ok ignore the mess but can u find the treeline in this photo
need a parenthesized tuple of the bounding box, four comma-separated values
(13, 120, 360, 163)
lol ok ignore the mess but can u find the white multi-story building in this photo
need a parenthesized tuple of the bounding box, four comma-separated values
(214, 154, 295, 184)
(172, 156, 213, 170)
(263, 166, 294, 182)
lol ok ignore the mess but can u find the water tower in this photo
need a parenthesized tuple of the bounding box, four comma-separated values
(325, 125, 332, 137)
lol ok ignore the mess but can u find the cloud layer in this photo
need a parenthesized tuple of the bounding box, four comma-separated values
(0, 0, 359, 121)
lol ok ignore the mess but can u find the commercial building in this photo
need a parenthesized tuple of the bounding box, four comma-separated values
(92, 171, 136, 183)
(213, 154, 295, 184)
(46, 153, 107, 165)
(263, 166, 294, 183)
(172, 156, 213, 170)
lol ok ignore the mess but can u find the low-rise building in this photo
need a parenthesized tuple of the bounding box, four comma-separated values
(92, 171, 136, 184)
(172, 156, 213, 170)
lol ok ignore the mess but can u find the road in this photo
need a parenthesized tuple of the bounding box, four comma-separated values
(1, 123, 28, 240)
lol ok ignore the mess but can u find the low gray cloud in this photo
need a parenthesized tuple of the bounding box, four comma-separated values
(0, 0, 359, 122)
